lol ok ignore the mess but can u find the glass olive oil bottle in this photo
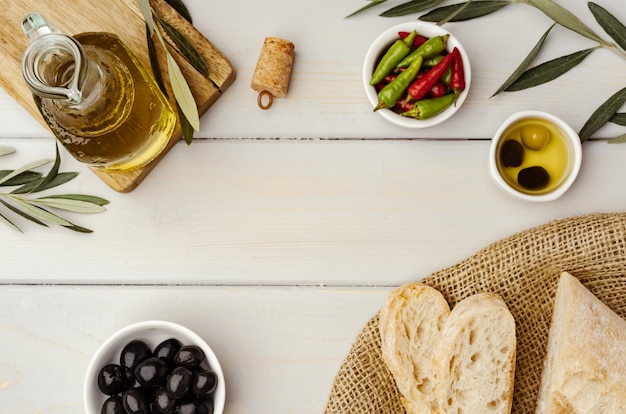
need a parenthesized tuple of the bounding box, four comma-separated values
(21, 13, 176, 172)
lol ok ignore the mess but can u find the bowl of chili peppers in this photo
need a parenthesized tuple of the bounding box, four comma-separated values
(363, 22, 470, 128)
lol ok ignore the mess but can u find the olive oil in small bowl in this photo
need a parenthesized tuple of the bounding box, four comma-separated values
(489, 111, 582, 202)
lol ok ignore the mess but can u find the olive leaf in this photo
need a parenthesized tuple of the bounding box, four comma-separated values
(0, 159, 52, 186)
(419, 0, 510, 22)
(35, 196, 107, 213)
(0, 145, 109, 233)
(136, 0, 156, 34)
(0, 147, 15, 157)
(588, 2, 626, 52)
(345, 0, 387, 18)
(525, 0, 611, 46)
(1, 199, 45, 230)
(11, 172, 78, 194)
(136, 0, 201, 135)
(156, 16, 209, 78)
(146, 25, 168, 97)
(610, 113, 626, 126)
(177, 102, 195, 145)
(22, 143, 62, 193)
(0, 170, 42, 187)
(167, 53, 200, 132)
(491, 24, 556, 97)
(8, 196, 75, 227)
(0, 210, 21, 232)
(436, 0, 473, 25)
(608, 133, 626, 144)
(504, 47, 596, 92)
(579, 86, 626, 142)
(380, 0, 444, 17)
(164, 0, 192, 23)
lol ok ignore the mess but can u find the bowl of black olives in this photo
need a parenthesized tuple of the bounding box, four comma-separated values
(84, 320, 225, 414)
(489, 110, 582, 202)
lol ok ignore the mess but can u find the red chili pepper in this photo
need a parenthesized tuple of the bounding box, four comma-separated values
(406, 52, 454, 101)
(384, 74, 398, 83)
(398, 31, 428, 49)
(395, 96, 414, 112)
(429, 81, 447, 98)
(450, 47, 466, 101)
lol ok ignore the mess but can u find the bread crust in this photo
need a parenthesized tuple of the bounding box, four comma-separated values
(433, 292, 516, 414)
(536, 272, 626, 414)
(379, 283, 450, 414)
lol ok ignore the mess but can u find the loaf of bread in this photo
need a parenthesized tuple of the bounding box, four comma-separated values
(434, 292, 516, 414)
(379, 283, 450, 414)
(535, 272, 626, 413)
(379, 283, 516, 414)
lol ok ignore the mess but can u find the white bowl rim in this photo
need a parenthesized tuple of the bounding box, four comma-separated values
(84, 320, 225, 414)
(362, 21, 471, 129)
(489, 110, 582, 202)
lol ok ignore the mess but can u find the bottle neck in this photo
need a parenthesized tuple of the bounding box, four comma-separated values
(21, 32, 91, 104)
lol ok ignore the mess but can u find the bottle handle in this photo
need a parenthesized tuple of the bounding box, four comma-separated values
(20, 13, 87, 103)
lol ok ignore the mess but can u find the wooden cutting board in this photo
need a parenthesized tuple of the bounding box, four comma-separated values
(0, 0, 235, 192)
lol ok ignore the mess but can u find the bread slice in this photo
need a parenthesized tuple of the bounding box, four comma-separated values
(434, 292, 516, 414)
(535, 272, 626, 413)
(379, 283, 451, 414)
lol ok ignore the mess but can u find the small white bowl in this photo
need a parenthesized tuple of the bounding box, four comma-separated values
(489, 110, 582, 202)
(84, 320, 225, 414)
(362, 22, 471, 128)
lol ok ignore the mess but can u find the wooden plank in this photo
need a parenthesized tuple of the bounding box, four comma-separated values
(0, 0, 235, 192)
(1, 137, 626, 285)
(0, 285, 389, 413)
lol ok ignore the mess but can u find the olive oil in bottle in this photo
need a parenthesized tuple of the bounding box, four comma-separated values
(21, 13, 176, 172)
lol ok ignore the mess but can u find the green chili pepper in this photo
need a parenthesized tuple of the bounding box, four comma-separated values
(374, 55, 423, 111)
(370, 31, 417, 86)
(400, 93, 455, 120)
(395, 34, 449, 70)
(441, 66, 452, 86)
(422, 54, 445, 68)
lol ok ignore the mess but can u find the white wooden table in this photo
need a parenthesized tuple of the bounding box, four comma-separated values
(1, 0, 625, 412)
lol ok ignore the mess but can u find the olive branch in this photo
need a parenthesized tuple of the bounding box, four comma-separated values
(0, 145, 109, 233)
(136, 0, 210, 145)
(347, 0, 626, 143)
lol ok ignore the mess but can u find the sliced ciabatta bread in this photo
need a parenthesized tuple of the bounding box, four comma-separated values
(379, 283, 450, 414)
(535, 272, 626, 414)
(434, 292, 516, 414)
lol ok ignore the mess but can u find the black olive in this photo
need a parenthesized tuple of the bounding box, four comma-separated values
(191, 370, 217, 397)
(176, 397, 211, 414)
(500, 140, 524, 168)
(518, 166, 550, 189)
(174, 345, 205, 369)
(121, 340, 152, 372)
(97, 364, 127, 395)
(122, 388, 150, 414)
(154, 338, 183, 366)
(101, 395, 125, 414)
(166, 366, 193, 399)
(154, 388, 177, 414)
(134, 357, 169, 388)
(197, 398, 214, 414)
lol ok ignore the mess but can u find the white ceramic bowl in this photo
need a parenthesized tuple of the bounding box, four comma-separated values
(489, 110, 582, 202)
(84, 320, 225, 414)
(362, 22, 471, 128)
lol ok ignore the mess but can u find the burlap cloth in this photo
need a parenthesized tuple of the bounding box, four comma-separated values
(324, 212, 626, 414)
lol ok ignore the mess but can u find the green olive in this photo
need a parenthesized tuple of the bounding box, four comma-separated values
(521, 124, 551, 151)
